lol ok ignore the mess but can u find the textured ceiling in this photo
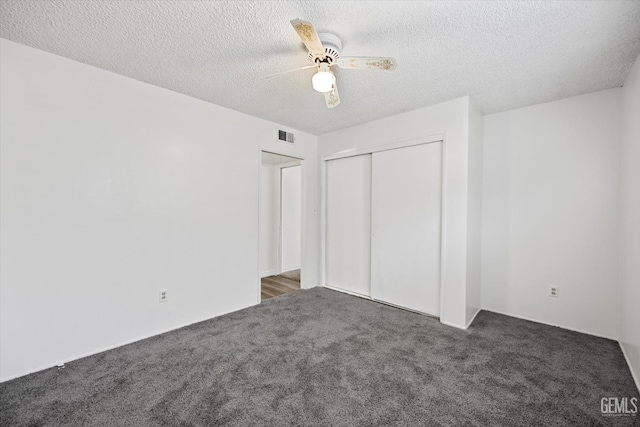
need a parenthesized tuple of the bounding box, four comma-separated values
(1, 1, 639, 135)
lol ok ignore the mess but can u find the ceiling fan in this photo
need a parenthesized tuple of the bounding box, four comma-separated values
(263, 19, 397, 108)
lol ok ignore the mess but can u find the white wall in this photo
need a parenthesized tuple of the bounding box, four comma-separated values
(465, 99, 484, 326)
(481, 88, 621, 339)
(280, 165, 301, 272)
(0, 39, 319, 381)
(619, 54, 640, 389)
(319, 97, 473, 329)
(259, 163, 278, 277)
(3, 34, 634, 384)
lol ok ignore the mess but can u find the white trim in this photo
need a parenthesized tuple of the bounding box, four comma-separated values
(277, 162, 302, 274)
(324, 285, 373, 300)
(438, 133, 448, 325)
(367, 153, 373, 299)
(278, 160, 302, 169)
(262, 150, 304, 162)
(620, 342, 640, 393)
(323, 132, 445, 161)
(326, 286, 441, 319)
(260, 270, 278, 278)
(320, 152, 328, 289)
(372, 298, 440, 319)
(257, 149, 264, 304)
(482, 308, 617, 340)
(0, 305, 255, 383)
(440, 319, 468, 330)
(465, 308, 481, 329)
(276, 166, 282, 276)
(321, 132, 448, 323)
(258, 149, 307, 303)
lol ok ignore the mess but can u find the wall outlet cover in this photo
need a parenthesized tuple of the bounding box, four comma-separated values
(550, 286, 559, 298)
(159, 290, 168, 302)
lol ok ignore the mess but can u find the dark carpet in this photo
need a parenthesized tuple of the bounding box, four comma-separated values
(1, 288, 638, 426)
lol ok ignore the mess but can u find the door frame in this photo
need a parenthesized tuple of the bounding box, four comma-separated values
(320, 132, 447, 318)
(278, 162, 302, 274)
(258, 150, 305, 304)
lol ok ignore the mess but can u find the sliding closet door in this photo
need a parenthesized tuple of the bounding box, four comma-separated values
(371, 142, 442, 316)
(326, 154, 371, 296)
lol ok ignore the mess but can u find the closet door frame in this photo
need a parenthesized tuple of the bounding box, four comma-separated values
(320, 132, 447, 317)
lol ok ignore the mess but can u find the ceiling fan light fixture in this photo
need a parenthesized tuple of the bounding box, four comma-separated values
(284, 19, 396, 107)
(312, 64, 335, 93)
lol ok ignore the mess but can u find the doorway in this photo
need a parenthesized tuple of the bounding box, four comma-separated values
(260, 151, 303, 301)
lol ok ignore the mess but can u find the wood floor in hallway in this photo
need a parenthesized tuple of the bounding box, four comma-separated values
(261, 274, 300, 301)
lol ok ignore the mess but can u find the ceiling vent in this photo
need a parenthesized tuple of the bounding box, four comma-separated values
(278, 129, 295, 143)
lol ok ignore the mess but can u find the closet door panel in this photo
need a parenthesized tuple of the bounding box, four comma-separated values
(371, 142, 442, 316)
(326, 155, 372, 296)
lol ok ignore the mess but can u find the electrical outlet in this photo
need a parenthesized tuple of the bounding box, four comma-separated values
(159, 289, 168, 302)
(549, 286, 559, 298)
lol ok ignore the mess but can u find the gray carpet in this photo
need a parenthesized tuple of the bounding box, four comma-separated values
(1, 288, 638, 426)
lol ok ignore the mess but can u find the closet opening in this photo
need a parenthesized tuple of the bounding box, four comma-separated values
(259, 151, 303, 302)
(322, 135, 445, 317)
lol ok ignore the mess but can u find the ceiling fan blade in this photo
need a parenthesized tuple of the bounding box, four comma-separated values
(260, 64, 317, 80)
(290, 19, 325, 58)
(324, 83, 340, 108)
(337, 56, 397, 71)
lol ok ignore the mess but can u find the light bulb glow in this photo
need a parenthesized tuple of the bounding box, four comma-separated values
(312, 67, 335, 93)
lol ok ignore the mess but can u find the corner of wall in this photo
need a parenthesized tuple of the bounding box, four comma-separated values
(619, 53, 640, 392)
(465, 98, 484, 327)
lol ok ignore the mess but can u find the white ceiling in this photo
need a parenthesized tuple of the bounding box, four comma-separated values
(1, 1, 639, 135)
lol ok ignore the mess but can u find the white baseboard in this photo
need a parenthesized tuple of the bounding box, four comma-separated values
(619, 342, 640, 393)
(439, 319, 467, 330)
(465, 308, 481, 329)
(464, 308, 638, 393)
(481, 308, 616, 340)
(0, 303, 257, 383)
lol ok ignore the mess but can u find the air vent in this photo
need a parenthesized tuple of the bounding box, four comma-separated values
(278, 130, 295, 143)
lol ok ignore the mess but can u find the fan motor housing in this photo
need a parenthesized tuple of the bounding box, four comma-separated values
(308, 33, 342, 64)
